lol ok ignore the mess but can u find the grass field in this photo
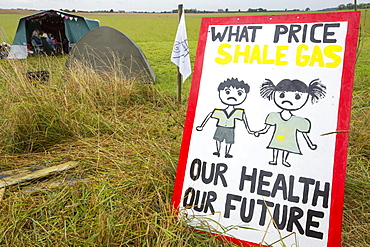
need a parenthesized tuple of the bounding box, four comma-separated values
(0, 9, 369, 246)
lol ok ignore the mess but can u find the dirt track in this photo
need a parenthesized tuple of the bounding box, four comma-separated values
(0, 9, 39, 15)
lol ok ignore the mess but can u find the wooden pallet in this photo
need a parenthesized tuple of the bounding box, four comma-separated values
(0, 161, 79, 199)
(0, 161, 79, 188)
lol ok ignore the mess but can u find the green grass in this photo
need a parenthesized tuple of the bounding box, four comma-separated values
(0, 14, 19, 44)
(0, 9, 369, 246)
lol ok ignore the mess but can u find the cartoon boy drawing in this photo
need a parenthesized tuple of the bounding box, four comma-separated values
(196, 78, 253, 158)
(255, 78, 326, 167)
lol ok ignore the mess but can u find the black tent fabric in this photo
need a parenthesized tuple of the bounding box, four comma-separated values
(66, 26, 155, 83)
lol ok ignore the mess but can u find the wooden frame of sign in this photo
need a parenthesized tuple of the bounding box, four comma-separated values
(172, 11, 360, 246)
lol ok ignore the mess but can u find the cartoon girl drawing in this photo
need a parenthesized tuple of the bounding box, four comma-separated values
(254, 78, 326, 167)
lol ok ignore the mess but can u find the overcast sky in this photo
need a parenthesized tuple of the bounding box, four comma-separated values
(0, 0, 365, 12)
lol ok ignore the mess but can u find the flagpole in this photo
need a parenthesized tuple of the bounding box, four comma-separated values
(171, 3, 191, 102)
(177, 4, 183, 103)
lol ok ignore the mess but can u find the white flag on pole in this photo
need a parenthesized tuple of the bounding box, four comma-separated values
(171, 9, 191, 83)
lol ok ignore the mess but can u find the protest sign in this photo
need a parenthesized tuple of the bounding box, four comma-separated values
(172, 11, 360, 246)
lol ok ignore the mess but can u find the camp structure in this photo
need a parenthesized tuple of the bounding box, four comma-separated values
(8, 10, 99, 59)
(66, 26, 156, 83)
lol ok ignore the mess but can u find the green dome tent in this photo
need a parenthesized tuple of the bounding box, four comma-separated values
(66, 26, 156, 83)
(8, 10, 99, 59)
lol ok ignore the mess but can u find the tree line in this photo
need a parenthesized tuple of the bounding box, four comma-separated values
(337, 2, 370, 9)
(57, 2, 370, 14)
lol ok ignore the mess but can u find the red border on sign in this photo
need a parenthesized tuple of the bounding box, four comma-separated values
(172, 11, 360, 247)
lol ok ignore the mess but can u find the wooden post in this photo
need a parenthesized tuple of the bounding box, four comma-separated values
(354, 0, 357, 11)
(177, 4, 183, 103)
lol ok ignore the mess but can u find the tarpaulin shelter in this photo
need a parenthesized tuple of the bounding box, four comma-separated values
(66, 26, 156, 83)
(8, 10, 99, 59)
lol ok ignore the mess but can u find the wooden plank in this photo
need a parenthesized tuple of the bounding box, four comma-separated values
(0, 164, 48, 180)
(21, 178, 90, 194)
(0, 161, 79, 188)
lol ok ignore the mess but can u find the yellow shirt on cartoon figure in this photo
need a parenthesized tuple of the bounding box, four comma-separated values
(211, 108, 244, 128)
(265, 112, 310, 154)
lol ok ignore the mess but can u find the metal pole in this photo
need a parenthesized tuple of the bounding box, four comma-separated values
(177, 4, 183, 103)
(354, 0, 357, 11)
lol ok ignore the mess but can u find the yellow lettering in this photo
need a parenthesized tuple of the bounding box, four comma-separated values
(324, 45, 343, 68)
(296, 44, 310, 67)
(233, 45, 250, 63)
(309, 46, 325, 67)
(215, 43, 232, 65)
(276, 46, 289, 65)
(262, 45, 275, 64)
(215, 44, 293, 66)
(249, 45, 262, 64)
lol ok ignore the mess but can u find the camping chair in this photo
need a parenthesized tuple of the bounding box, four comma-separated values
(31, 39, 43, 54)
(40, 37, 55, 55)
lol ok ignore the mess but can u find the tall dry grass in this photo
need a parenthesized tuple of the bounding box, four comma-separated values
(0, 56, 239, 246)
(0, 56, 161, 152)
(0, 11, 369, 244)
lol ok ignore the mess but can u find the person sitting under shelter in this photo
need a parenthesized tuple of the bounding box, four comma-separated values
(31, 30, 42, 46)
(41, 32, 55, 50)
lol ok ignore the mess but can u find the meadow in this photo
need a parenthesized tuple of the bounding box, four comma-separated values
(0, 9, 369, 246)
